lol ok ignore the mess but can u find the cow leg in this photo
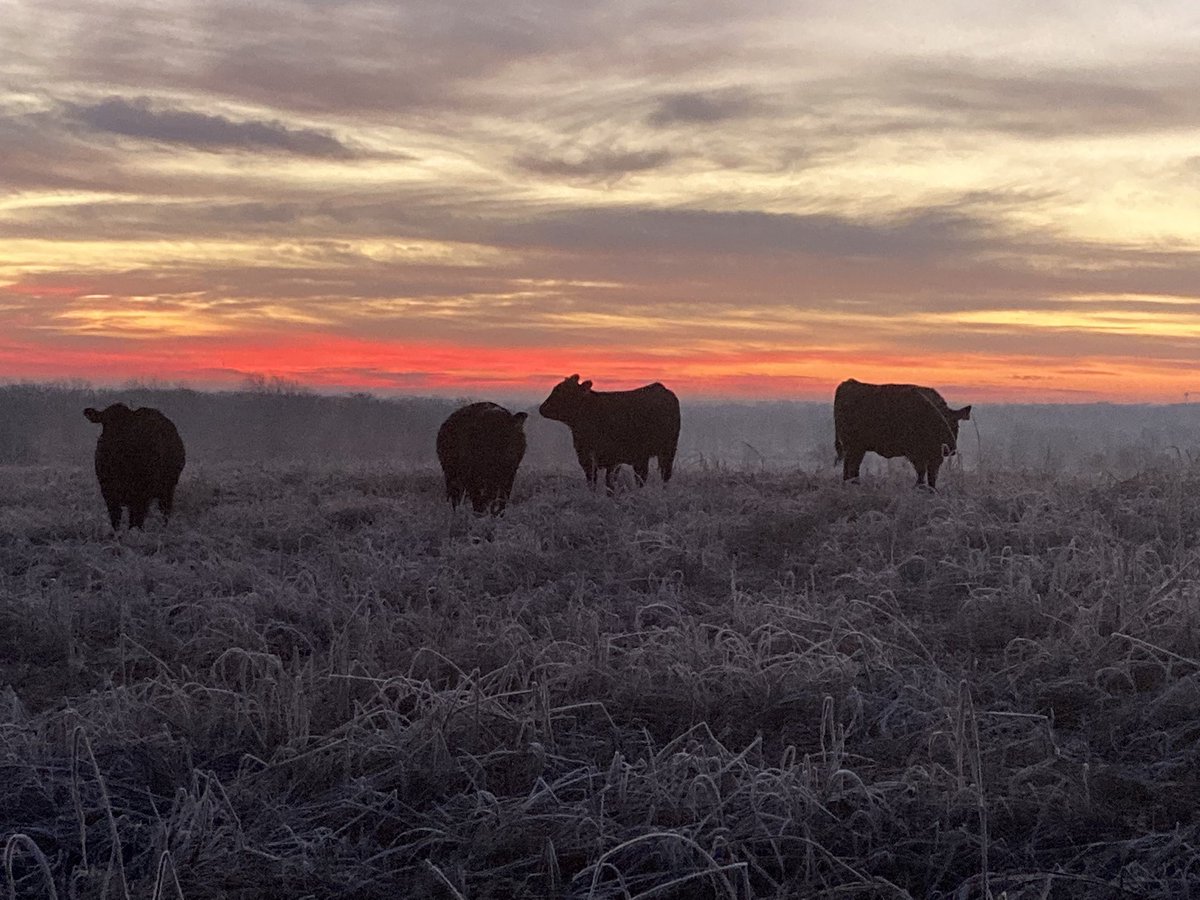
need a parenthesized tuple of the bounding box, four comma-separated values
(158, 485, 176, 521)
(926, 457, 943, 491)
(632, 458, 650, 486)
(842, 448, 866, 482)
(103, 495, 123, 531)
(493, 471, 517, 515)
(604, 467, 618, 495)
(469, 488, 490, 515)
(463, 476, 488, 514)
(128, 497, 151, 529)
(480, 480, 505, 515)
(658, 443, 677, 483)
(913, 459, 929, 488)
(445, 475, 465, 509)
(578, 452, 599, 490)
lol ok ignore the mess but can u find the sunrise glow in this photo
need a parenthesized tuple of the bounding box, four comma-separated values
(4, 1, 1200, 401)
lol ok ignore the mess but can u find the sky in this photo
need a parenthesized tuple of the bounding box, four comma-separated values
(3, 1, 1200, 402)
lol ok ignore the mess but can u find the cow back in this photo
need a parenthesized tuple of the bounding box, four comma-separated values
(94, 406, 185, 496)
(437, 402, 526, 470)
(574, 383, 680, 460)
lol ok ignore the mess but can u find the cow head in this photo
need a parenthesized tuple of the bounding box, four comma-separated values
(83, 403, 135, 432)
(538, 374, 592, 423)
(512, 412, 529, 427)
(941, 405, 972, 456)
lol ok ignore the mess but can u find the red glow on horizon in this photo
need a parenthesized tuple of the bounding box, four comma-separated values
(0, 332, 1194, 403)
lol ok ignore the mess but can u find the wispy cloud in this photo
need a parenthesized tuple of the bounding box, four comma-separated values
(866, 61, 1200, 138)
(512, 148, 673, 181)
(63, 97, 356, 157)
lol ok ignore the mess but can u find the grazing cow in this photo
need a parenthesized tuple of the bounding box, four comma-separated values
(834, 379, 971, 490)
(539, 375, 680, 492)
(436, 402, 528, 514)
(84, 403, 186, 530)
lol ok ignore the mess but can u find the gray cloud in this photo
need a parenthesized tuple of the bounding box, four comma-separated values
(647, 89, 764, 126)
(9, 0, 787, 122)
(64, 97, 355, 157)
(864, 61, 1200, 138)
(483, 204, 999, 259)
(0, 109, 124, 193)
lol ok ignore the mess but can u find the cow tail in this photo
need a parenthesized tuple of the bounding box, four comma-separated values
(834, 398, 845, 463)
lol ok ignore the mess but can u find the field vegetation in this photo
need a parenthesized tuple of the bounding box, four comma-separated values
(4, 385, 1200, 897)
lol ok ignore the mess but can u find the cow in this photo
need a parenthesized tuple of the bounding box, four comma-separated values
(436, 402, 528, 514)
(83, 403, 186, 530)
(538, 375, 680, 492)
(834, 379, 971, 490)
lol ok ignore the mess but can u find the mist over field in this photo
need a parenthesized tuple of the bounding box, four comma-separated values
(5, 382, 1200, 897)
(6, 381, 1200, 476)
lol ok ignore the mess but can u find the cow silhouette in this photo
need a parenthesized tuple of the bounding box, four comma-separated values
(539, 375, 680, 492)
(436, 402, 528, 514)
(84, 403, 186, 529)
(834, 379, 971, 490)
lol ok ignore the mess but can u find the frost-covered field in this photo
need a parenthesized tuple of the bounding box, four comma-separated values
(4, 460, 1200, 899)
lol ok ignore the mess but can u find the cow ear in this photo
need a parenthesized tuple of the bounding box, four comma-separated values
(567, 374, 580, 383)
(957, 405, 972, 421)
(580, 380, 593, 391)
(84, 407, 103, 423)
(512, 412, 528, 425)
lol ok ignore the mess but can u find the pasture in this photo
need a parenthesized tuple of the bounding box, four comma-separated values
(4, 452, 1200, 898)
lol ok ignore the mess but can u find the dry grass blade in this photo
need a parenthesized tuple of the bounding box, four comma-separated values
(424, 860, 468, 900)
(71, 726, 131, 900)
(582, 832, 739, 899)
(957, 680, 990, 900)
(4, 835, 59, 900)
(149, 852, 184, 900)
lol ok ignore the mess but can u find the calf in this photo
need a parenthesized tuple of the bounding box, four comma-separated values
(538, 375, 680, 492)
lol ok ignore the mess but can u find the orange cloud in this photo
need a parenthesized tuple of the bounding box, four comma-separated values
(2, 281, 90, 297)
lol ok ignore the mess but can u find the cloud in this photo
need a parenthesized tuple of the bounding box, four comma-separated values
(861, 60, 1200, 138)
(64, 97, 355, 157)
(647, 89, 763, 126)
(512, 148, 673, 181)
(484, 203, 1000, 259)
(0, 106, 134, 194)
(11, 0, 788, 118)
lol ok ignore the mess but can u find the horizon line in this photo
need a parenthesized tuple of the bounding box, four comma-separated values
(4, 376, 1200, 407)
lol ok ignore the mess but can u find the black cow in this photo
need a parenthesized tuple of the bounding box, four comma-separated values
(436, 402, 528, 514)
(539, 375, 680, 492)
(834, 379, 971, 490)
(84, 403, 186, 529)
